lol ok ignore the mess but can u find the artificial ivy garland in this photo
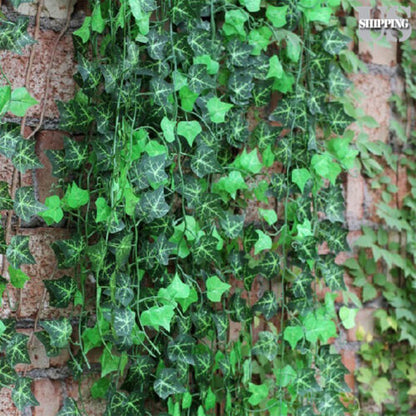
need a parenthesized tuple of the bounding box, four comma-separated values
(0, 0, 363, 414)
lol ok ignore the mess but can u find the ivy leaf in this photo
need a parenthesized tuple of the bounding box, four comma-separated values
(206, 276, 231, 302)
(161, 117, 176, 143)
(177, 120, 202, 147)
(292, 168, 311, 193)
(233, 148, 263, 174)
(63, 182, 89, 209)
(41, 319, 72, 348)
(220, 213, 244, 239)
(339, 306, 357, 329)
(311, 153, 341, 185)
(11, 139, 43, 173)
(254, 230, 272, 255)
(266, 56, 283, 79)
(266, 5, 287, 28)
(0, 181, 13, 210)
(136, 186, 170, 223)
(213, 170, 248, 199)
(0, 357, 17, 385)
(6, 333, 30, 366)
(248, 27, 272, 55)
(64, 137, 88, 170)
(44, 276, 77, 308)
(259, 209, 277, 226)
(74, 16, 91, 43)
(8, 87, 38, 117)
(0, 85, 11, 115)
(324, 103, 354, 135)
(223, 9, 249, 39)
(248, 383, 269, 406)
(328, 64, 352, 96)
(207, 97, 233, 124)
(14, 187, 46, 222)
(167, 334, 195, 364)
(8, 265, 30, 289)
(6, 236, 35, 269)
(100, 348, 128, 378)
(318, 186, 344, 223)
(52, 236, 85, 269)
(193, 235, 218, 264)
(275, 365, 297, 388)
(140, 305, 175, 332)
(318, 255, 346, 291)
(113, 308, 135, 338)
(212, 312, 228, 342)
(322, 27, 351, 55)
(191, 144, 222, 178)
(57, 398, 81, 416)
(284, 326, 304, 350)
(12, 377, 39, 411)
(39, 195, 64, 225)
(253, 291, 278, 320)
(252, 331, 278, 361)
(303, 310, 336, 344)
(154, 368, 186, 400)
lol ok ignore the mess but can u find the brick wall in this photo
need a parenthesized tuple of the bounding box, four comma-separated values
(0, 0, 409, 414)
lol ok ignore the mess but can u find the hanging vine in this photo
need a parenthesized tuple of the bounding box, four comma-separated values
(0, 0, 364, 414)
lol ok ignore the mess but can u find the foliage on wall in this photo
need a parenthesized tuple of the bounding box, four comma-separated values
(0, 0, 364, 414)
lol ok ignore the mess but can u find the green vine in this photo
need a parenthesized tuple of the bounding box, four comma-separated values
(0, 0, 365, 414)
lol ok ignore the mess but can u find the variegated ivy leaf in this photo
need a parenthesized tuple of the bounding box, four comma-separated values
(309, 50, 332, 79)
(227, 39, 253, 67)
(297, 406, 316, 416)
(57, 398, 82, 416)
(45, 149, 68, 178)
(0, 319, 15, 350)
(140, 153, 168, 186)
(77, 55, 102, 95)
(193, 235, 218, 264)
(12, 377, 39, 410)
(9, 0, 34, 7)
(252, 291, 278, 320)
(41, 318, 72, 348)
(44, 276, 77, 308)
(252, 331, 278, 361)
(114, 274, 134, 307)
(63, 137, 88, 170)
(57, 99, 93, 133)
(101, 64, 121, 94)
(291, 271, 313, 299)
(317, 393, 348, 415)
(188, 64, 216, 94)
(167, 334, 195, 365)
(324, 102, 354, 135)
(0, 17, 35, 54)
(147, 29, 168, 60)
(226, 111, 249, 147)
(212, 312, 228, 342)
(220, 213, 244, 239)
(0, 356, 17, 385)
(294, 368, 322, 395)
(328, 64, 352, 96)
(191, 144, 222, 178)
(122, 356, 155, 391)
(187, 30, 213, 57)
(194, 344, 212, 381)
(11, 139, 43, 173)
(6, 333, 30, 366)
(150, 77, 174, 107)
(195, 194, 224, 221)
(317, 255, 346, 291)
(0, 125, 21, 159)
(113, 308, 135, 339)
(258, 252, 280, 279)
(230, 293, 252, 323)
(35, 330, 61, 357)
(6, 235, 35, 269)
(13, 187, 46, 222)
(115, 233, 133, 267)
(319, 221, 348, 254)
(228, 72, 254, 105)
(322, 26, 351, 56)
(52, 236, 85, 269)
(318, 185, 345, 223)
(171, 0, 197, 24)
(135, 186, 170, 223)
(0, 181, 13, 210)
(154, 368, 186, 400)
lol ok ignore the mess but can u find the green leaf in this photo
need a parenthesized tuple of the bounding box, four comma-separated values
(113, 308, 135, 338)
(8, 87, 38, 116)
(322, 27, 351, 55)
(6, 236, 35, 269)
(266, 5, 287, 28)
(252, 331, 278, 361)
(259, 208, 277, 226)
(284, 326, 304, 349)
(63, 182, 90, 209)
(223, 9, 249, 39)
(14, 186, 46, 222)
(177, 120, 202, 147)
(39, 195, 64, 225)
(140, 304, 175, 332)
(371, 378, 392, 405)
(194, 55, 219, 75)
(254, 230, 272, 255)
(191, 144, 222, 178)
(12, 377, 39, 410)
(207, 97, 233, 123)
(275, 365, 297, 387)
(8, 265, 30, 289)
(266, 56, 283, 79)
(248, 382, 269, 406)
(74, 16, 91, 43)
(95, 197, 111, 223)
(248, 27, 272, 55)
(6, 333, 30, 366)
(0, 357, 17, 385)
(311, 153, 341, 185)
(0, 17, 35, 54)
(292, 168, 311, 193)
(206, 276, 231, 302)
(240, 0, 260, 12)
(213, 170, 248, 199)
(91, 377, 110, 399)
(220, 213, 244, 239)
(339, 306, 357, 329)
(154, 368, 186, 400)
(100, 348, 128, 377)
(0, 181, 13, 210)
(233, 148, 263, 174)
(0, 85, 11, 115)
(44, 276, 76, 308)
(91, 3, 105, 33)
(167, 334, 195, 364)
(41, 318, 72, 348)
(303, 310, 336, 343)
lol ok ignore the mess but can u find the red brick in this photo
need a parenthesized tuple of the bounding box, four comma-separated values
(0, 387, 19, 416)
(0, 29, 75, 120)
(346, 171, 364, 227)
(35, 130, 64, 203)
(341, 350, 356, 391)
(346, 307, 375, 342)
(32, 379, 62, 416)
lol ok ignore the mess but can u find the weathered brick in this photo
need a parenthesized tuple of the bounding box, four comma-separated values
(35, 130, 64, 202)
(0, 387, 19, 416)
(0, 29, 75, 120)
(32, 378, 62, 416)
(346, 307, 375, 342)
(16, 0, 75, 20)
(341, 349, 356, 391)
(346, 170, 365, 229)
